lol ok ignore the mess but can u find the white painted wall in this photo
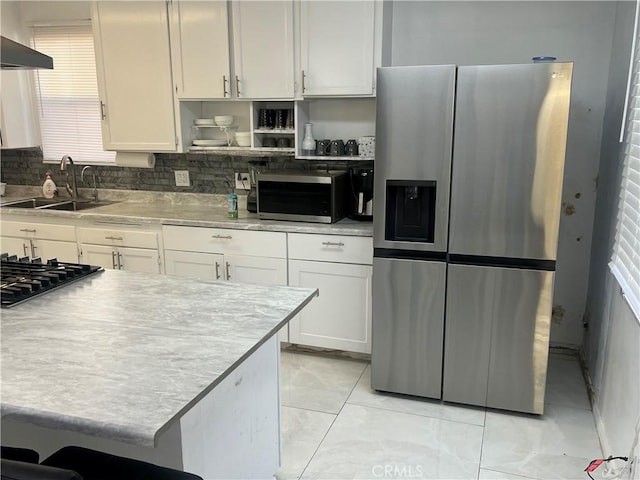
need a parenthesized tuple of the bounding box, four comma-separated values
(582, 0, 640, 466)
(389, 1, 620, 347)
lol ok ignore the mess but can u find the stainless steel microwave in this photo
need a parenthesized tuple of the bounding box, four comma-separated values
(256, 170, 348, 223)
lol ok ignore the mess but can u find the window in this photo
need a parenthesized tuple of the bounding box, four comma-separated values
(611, 23, 640, 320)
(31, 24, 115, 164)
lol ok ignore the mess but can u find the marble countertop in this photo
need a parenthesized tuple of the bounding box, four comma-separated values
(1, 269, 318, 447)
(0, 187, 374, 237)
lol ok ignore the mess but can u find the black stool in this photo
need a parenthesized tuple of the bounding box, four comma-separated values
(0, 447, 39, 464)
(1, 458, 81, 480)
(42, 446, 203, 480)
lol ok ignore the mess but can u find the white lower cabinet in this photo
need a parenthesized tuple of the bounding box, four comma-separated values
(287, 233, 373, 354)
(163, 225, 289, 340)
(1, 220, 78, 263)
(78, 226, 161, 274)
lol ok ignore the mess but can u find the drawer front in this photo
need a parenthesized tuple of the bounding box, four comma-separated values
(2, 221, 76, 242)
(162, 226, 286, 258)
(78, 227, 158, 249)
(288, 233, 373, 265)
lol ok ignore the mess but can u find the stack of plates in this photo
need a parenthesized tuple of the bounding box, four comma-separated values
(195, 118, 215, 126)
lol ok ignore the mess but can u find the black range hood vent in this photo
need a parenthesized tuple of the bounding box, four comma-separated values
(1, 36, 53, 70)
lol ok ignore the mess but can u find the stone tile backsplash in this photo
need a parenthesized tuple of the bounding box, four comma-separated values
(0, 148, 353, 195)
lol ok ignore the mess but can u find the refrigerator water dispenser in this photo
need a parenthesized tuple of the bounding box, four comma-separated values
(385, 180, 437, 243)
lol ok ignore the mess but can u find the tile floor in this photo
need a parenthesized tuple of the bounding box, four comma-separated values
(278, 351, 602, 480)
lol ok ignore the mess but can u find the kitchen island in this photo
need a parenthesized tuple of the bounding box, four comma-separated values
(1, 268, 318, 479)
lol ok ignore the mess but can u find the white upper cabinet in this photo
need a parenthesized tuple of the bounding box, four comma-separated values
(169, 1, 231, 99)
(231, 1, 295, 99)
(300, 1, 377, 96)
(1, 70, 41, 149)
(92, 2, 177, 152)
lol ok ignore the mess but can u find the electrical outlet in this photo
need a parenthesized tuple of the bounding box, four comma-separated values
(235, 172, 250, 190)
(175, 170, 190, 187)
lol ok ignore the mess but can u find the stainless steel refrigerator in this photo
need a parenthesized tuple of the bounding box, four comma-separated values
(371, 63, 573, 415)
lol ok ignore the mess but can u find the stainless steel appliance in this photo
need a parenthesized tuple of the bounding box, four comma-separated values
(256, 170, 348, 223)
(371, 63, 573, 415)
(1, 36, 53, 70)
(347, 167, 374, 221)
(1, 254, 103, 307)
(246, 159, 267, 213)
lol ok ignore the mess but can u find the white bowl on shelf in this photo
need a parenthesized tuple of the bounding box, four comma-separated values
(214, 115, 234, 126)
(235, 131, 251, 147)
(195, 118, 214, 126)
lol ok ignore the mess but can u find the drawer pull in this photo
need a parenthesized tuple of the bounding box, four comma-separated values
(105, 236, 123, 241)
(19, 228, 36, 233)
(225, 261, 231, 280)
(212, 235, 232, 240)
(322, 241, 345, 247)
(215, 262, 221, 280)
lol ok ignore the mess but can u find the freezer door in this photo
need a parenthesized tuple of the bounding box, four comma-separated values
(371, 258, 445, 399)
(443, 264, 553, 414)
(449, 63, 573, 260)
(373, 65, 455, 253)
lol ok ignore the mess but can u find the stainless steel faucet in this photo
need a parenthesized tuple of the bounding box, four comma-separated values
(59, 155, 77, 199)
(81, 166, 98, 202)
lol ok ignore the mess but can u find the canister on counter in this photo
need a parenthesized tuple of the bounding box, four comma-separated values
(227, 193, 238, 219)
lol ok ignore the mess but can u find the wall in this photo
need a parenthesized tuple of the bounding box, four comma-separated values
(390, 1, 620, 347)
(583, 1, 640, 463)
(0, 148, 314, 194)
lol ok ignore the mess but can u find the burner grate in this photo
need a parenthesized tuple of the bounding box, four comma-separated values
(0, 254, 103, 307)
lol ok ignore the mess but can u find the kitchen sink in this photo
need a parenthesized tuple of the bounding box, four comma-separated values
(1, 198, 62, 208)
(39, 200, 114, 211)
(1, 198, 115, 211)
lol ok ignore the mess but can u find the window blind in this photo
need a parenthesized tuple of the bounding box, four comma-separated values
(611, 28, 640, 320)
(31, 24, 115, 164)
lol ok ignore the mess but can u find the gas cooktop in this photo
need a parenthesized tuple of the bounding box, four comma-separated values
(0, 254, 103, 308)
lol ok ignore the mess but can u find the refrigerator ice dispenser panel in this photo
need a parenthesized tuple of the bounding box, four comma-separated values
(385, 180, 437, 243)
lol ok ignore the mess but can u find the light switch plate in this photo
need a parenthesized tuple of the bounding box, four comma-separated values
(175, 170, 190, 187)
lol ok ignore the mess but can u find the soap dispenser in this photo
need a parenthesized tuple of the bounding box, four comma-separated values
(42, 171, 57, 199)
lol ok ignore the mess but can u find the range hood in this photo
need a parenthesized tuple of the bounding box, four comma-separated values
(1, 36, 53, 70)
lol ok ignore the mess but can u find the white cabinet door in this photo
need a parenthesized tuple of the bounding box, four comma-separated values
(225, 255, 287, 286)
(34, 240, 78, 264)
(1, 70, 40, 148)
(165, 250, 224, 280)
(118, 247, 160, 274)
(288, 260, 372, 354)
(81, 244, 117, 270)
(1, 236, 30, 258)
(300, 1, 375, 96)
(231, 1, 295, 99)
(92, 2, 177, 151)
(0, 237, 77, 263)
(170, 1, 231, 99)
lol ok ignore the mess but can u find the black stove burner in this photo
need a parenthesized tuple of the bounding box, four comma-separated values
(0, 254, 103, 307)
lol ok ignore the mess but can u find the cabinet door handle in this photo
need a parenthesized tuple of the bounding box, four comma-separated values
(322, 241, 345, 247)
(212, 235, 232, 240)
(117, 252, 123, 270)
(30, 240, 37, 258)
(23, 243, 29, 257)
(19, 228, 36, 233)
(100, 101, 107, 120)
(105, 236, 123, 241)
(215, 262, 221, 280)
(235, 75, 240, 97)
(112, 251, 117, 269)
(223, 75, 228, 97)
(225, 261, 231, 281)
(302, 70, 306, 93)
